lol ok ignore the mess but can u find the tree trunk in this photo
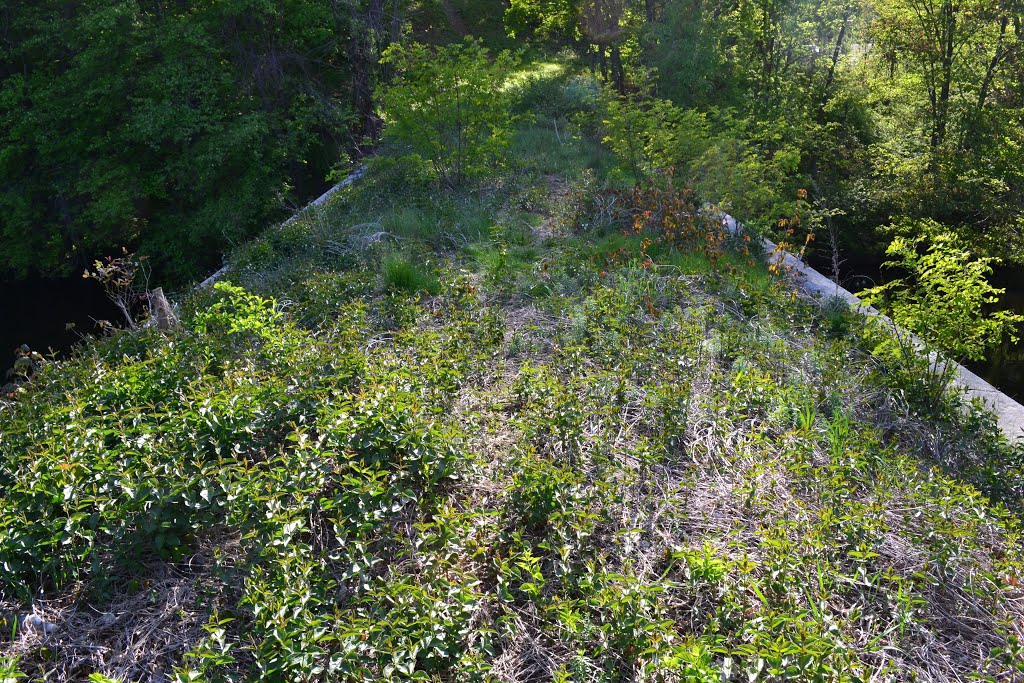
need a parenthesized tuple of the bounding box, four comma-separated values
(978, 16, 1010, 110)
(934, 0, 956, 148)
(148, 287, 178, 329)
(368, 0, 384, 34)
(611, 45, 625, 93)
(645, 0, 656, 22)
(391, 0, 402, 42)
(340, 0, 378, 139)
(441, 0, 469, 36)
(822, 11, 851, 98)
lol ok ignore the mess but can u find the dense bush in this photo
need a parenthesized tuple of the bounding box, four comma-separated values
(601, 84, 711, 181)
(379, 40, 520, 187)
(0, 0, 378, 282)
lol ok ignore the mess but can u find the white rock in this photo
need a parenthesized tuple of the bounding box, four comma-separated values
(19, 613, 58, 635)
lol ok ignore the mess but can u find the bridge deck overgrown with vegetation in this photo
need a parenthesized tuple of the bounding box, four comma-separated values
(3, 61, 1024, 680)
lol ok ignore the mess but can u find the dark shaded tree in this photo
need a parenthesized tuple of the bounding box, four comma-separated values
(0, 0, 370, 282)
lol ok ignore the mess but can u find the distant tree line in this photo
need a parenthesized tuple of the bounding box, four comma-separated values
(508, 0, 1024, 266)
(4, 0, 1022, 282)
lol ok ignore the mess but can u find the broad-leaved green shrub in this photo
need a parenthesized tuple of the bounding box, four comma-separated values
(860, 223, 1024, 364)
(602, 84, 711, 181)
(0, 282, 364, 599)
(379, 40, 519, 187)
(859, 222, 1024, 410)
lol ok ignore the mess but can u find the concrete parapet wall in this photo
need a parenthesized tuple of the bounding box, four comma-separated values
(717, 213, 1024, 442)
(199, 165, 367, 290)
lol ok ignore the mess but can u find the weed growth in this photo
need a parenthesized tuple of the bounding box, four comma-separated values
(2, 60, 1023, 683)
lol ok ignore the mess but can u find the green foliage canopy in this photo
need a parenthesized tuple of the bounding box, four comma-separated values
(505, 0, 580, 41)
(0, 0, 362, 282)
(379, 40, 519, 187)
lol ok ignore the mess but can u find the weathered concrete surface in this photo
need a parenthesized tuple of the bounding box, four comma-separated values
(718, 213, 1024, 443)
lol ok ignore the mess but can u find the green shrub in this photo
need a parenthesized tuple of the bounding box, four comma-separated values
(379, 40, 520, 187)
(507, 454, 582, 534)
(512, 71, 598, 124)
(858, 223, 1024, 413)
(601, 84, 711, 180)
(860, 223, 1024, 364)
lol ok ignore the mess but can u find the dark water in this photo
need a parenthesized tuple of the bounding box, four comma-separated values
(965, 271, 1024, 402)
(0, 171, 342, 371)
(0, 155, 351, 372)
(0, 276, 120, 365)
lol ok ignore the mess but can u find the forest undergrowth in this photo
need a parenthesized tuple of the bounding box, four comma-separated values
(3, 70, 1024, 682)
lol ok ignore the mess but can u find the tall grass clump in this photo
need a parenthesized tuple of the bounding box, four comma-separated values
(381, 253, 439, 294)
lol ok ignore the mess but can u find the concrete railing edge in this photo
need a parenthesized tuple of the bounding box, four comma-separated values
(717, 212, 1024, 443)
(198, 165, 368, 290)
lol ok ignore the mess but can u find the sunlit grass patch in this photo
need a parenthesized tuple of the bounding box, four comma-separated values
(503, 59, 567, 92)
(381, 253, 440, 295)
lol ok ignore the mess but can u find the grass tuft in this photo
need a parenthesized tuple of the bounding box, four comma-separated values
(381, 253, 439, 295)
